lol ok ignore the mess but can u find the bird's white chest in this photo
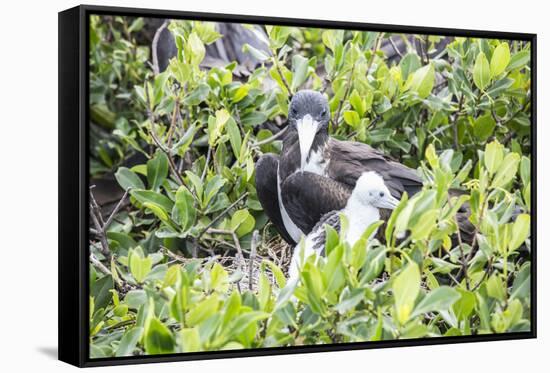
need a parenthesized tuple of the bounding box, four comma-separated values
(343, 204, 380, 247)
(302, 149, 328, 176)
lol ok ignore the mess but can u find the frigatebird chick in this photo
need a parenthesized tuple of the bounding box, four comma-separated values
(288, 171, 399, 282)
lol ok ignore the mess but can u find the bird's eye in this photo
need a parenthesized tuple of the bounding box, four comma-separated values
(379, 192, 385, 197)
(291, 108, 298, 116)
(321, 109, 327, 116)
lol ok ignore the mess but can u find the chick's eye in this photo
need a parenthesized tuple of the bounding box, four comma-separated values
(321, 109, 327, 116)
(379, 192, 385, 197)
(291, 108, 298, 116)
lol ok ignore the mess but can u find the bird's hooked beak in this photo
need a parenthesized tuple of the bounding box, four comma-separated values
(296, 114, 319, 171)
(374, 194, 400, 210)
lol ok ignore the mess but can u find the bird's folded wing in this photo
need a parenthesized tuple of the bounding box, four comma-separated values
(328, 139, 423, 198)
(281, 171, 351, 234)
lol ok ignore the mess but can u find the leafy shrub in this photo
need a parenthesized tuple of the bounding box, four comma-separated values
(88, 16, 532, 357)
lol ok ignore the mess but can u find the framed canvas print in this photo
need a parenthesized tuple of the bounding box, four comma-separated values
(58, 5, 536, 367)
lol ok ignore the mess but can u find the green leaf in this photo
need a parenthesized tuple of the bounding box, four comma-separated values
(409, 63, 435, 98)
(453, 289, 476, 321)
(343, 110, 360, 127)
(147, 152, 169, 191)
(359, 246, 386, 284)
(115, 327, 143, 357)
(484, 140, 504, 175)
(410, 209, 438, 241)
(520, 156, 531, 186)
(173, 186, 196, 232)
(187, 32, 205, 65)
(400, 53, 421, 81)
(262, 260, 287, 289)
(508, 214, 530, 252)
(230, 209, 255, 237)
(210, 262, 229, 293)
(240, 111, 268, 127)
(129, 250, 152, 283)
(183, 83, 210, 105)
(203, 175, 226, 208)
(90, 275, 113, 311)
(226, 311, 269, 336)
(115, 167, 145, 191)
(144, 317, 175, 355)
(242, 43, 270, 61)
(321, 30, 344, 52)
(490, 43, 511, 77)
(492, 152, 520, 188)
(208, 109, 231, 146)
(473, 114, 496, 140)
(473, 52, 491, 90)
(393, 262, 421, 324)
(511, 262, 530, 300)
(411, 286, 460, 318)
(302, 262, 326, 315)
(130, 190, 174, 214)
(231, 84, 249, 103)
(291, 54, 309, 91)
(507, 50, 530, 71)
(186, 294, 219, 327)
(349, 90, 366, 117)
(487, 274, 506, 301)
(225, 118, 242, 159)
(180, 328, 201, 352)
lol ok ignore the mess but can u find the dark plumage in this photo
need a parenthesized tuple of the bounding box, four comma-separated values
(255, 154, 295, 245)
(325, 139, 423, 198)
(281, 171, 351, 234)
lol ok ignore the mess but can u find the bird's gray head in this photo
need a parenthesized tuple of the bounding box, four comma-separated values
(351, 171, 400, 210)
(288, 90, 330, 170)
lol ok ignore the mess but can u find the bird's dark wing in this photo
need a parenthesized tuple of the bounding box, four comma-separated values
(255, 154, 295, 245)
(327, 139, 423, 198)
(278, 129, 300, 183)
(281, 171, 351, 234)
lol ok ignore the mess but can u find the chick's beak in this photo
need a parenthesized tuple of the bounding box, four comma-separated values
(375, 194, 400, 210)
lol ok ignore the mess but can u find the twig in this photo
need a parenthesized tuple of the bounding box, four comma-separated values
(366, 33, 384, 76)
(103, 189, 130, 231)
(332, 63, 356, 130)
(89, 186, 105, 226)
(200, 144, 212, 182)
(471, 258, 494, 291)
(452, 95, 464, 151)
(424, 35, 430, 63)
(166, 97, 180, 149)
(197, 192, 249, 239)
(90, 253, 126, 291)
(448, 195, 469, 290)
(249, 230, 260, 291)
(388, 36, 404, 58)
(273, 56, 293, 97)
(145, 81, 186, 187)
(251, 126, 288, 147)
(207, 228, 245, 291)
(89, 188, 110, 257)
(160, 247, 192, 263)
(151, 20, 169, 75)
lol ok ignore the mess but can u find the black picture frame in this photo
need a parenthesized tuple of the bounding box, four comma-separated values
(58, 4, 537, 367)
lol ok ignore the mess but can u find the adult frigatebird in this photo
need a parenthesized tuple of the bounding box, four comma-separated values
(287, 171, 399, 282)
(256, 90, 423, 245)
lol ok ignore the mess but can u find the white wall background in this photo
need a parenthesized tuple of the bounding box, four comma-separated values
(0, 0, 546, 371)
